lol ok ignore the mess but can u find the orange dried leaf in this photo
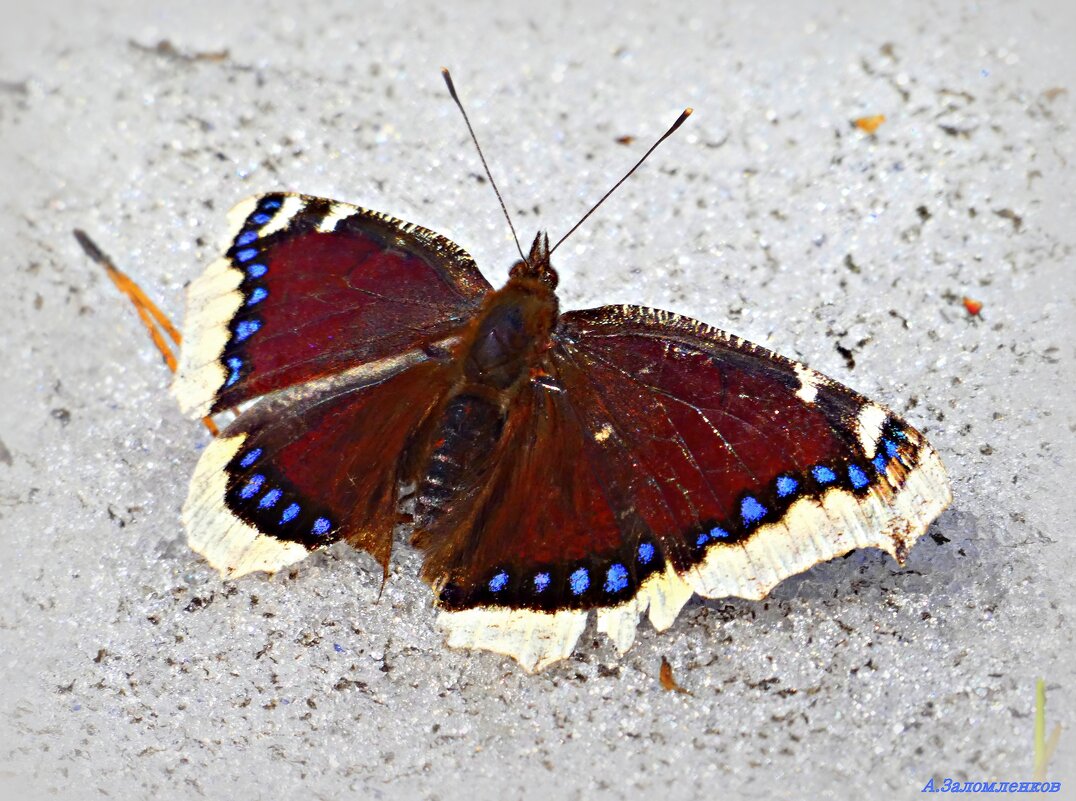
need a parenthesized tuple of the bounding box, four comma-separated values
(659, 656, 691, 694)
(853, 114, 887, 134)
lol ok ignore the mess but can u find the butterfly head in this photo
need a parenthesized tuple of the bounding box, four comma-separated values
(509, 231, 559, 290)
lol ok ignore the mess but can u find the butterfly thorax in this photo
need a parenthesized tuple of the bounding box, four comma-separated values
(462, 276, 558, 394)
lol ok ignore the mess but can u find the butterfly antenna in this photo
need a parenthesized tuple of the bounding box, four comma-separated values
(74, 228, 219, 437)
(441, 67, 528, 265)
(551, 107, 693, 254)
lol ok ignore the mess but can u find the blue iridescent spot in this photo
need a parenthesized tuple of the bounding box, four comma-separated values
(280, 503, 300, 523)
(812, 465, 837, 484)
(741, 495, 767, 526)
(235, 319, 261, 342)
(247, 263, 268, 278)
(696, 531, 709, 547)
(258, 488, 282, 508)
(604, 563, 629, 593)
(225, 356, 243, 386)
(312, 517, 331, 536)
(239, 448, 262, 468)
(261, 198, 282, 210)
(776, 475, 798, 498)
(235, 248, 259, 263)
(236, 230, 258, 246)
(709, 526, 730, 539)
(488, 570, 509, 593)
(533, 572, 551, 592)
(569, 567, 590, 595)
(637, 542, 655, 564)
(239, 474, 265, 499)
(891, 428, 907, 441)
(848, 464, 869, 489)
(883, 438, 900, 458)
(251, 212, 272, 225)
(872, 454, 888, 474)
(246, 286, 268, 306)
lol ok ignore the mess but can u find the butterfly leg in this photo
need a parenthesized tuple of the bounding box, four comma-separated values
(74, 230, 218, 435)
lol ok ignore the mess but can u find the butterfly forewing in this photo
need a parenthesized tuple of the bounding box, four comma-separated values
(559, 304, 951, 595)
(172, 193, 491, 418)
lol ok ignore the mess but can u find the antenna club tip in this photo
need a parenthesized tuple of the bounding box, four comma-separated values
(684, 107, 694, 116)
(73, 228, 105, 262)
(441, 66, 449, 75)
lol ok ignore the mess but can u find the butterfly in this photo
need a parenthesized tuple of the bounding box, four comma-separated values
(81, 71, 951, 672)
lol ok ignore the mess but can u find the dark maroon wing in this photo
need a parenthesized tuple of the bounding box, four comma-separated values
(432, 305, 951, 670)
(173, 193, 491, 418)
(183, 352, 456, 579)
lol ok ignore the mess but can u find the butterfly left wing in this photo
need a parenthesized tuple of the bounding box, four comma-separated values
(184, 351, 455, 579)
(428, 304, 951, 670)
(173, 193, 491, 418)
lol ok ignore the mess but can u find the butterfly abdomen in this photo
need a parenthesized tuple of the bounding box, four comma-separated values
(412, 393, 504, 530)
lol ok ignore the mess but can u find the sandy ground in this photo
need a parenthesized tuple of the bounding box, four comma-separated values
(1, 1, 1074, 799)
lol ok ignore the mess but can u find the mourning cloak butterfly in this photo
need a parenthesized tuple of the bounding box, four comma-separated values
(82, 72, 951, 671)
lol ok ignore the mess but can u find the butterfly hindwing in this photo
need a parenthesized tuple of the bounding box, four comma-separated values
(173, 193, 491, 418)
(430, 304, 951, 669)
(183, 351, 456, 579)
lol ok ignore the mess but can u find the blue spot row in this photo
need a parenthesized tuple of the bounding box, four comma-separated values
(247, 262, 268, 279)
(246, 287, 268, 306)
(236, 230, 258, 247)
(236, 471, 333, 538)
(490, 562, 640, 598)
(251, 212, 272, 226)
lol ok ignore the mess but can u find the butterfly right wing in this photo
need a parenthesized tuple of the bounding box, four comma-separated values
(420, 304, 950, 671)
(173, 193, 491, 418)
